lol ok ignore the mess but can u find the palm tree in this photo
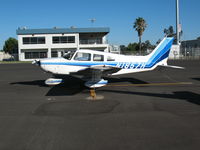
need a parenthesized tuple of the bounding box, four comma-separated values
(133, 17, 147, 54)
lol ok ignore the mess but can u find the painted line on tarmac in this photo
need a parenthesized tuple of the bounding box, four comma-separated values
(106, 82, 193, 87)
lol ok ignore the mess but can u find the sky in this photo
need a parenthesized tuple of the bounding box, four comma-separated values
(0, 0, 200, 49)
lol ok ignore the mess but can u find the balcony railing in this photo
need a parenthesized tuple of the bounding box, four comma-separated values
(79, 39, 106, 45)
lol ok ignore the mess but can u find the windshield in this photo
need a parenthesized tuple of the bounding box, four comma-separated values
(63, 51, 75, 60)
(74, 52, 91, 61)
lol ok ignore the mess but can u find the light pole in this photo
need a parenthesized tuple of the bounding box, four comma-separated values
(176, 0, 180, 45)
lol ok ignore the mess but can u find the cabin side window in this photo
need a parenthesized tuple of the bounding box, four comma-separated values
(107, 56, 115, 61)
(74, 52, 91, 61)
(93, 54, 104, 61)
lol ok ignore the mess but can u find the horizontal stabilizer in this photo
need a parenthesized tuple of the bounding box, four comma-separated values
(45, 78, 63, 85)
(159, 65, 185, 69)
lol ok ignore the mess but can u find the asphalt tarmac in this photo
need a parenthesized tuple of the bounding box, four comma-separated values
(0, 60, 200, 150)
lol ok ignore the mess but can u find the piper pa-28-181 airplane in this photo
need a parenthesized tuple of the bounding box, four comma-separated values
(33, 37, 183, 88)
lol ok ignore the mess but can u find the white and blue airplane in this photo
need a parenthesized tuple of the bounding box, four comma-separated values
(33, 37, 182, 88)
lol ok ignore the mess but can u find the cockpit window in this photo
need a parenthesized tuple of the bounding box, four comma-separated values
(63, 51, 75, 60)
(74, 52, 91, 61)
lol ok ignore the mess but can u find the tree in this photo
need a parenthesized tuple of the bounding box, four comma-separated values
(164, 26, 175, 37)
(3, 38, 18, 54)
(197, 37, 200, 40)
(127, 43, 139, 52)
(164, 25, 183, 44)
(133, 17, 147, 54)
(156, 39, 162, 45)
(144, 40, 151, 49)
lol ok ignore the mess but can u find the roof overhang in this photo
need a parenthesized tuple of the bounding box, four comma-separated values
(16, 27, 110, 35)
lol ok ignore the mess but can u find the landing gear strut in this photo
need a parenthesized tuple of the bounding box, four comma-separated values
(90, 88, 96, 100)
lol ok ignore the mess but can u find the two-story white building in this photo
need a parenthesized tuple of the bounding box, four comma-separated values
(16, 27, 110, 61)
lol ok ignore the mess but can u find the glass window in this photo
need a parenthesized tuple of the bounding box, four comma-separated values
(25, 52, 31, 59)
(24, 51, 47, 59)
(51, 51, 58, 58)
(40, 52, 47, 58)
(63, 51, 75, 60)
(68, 36, 75, 43)
(31, 37, 37, 44)
(23, 37, 45, 44)
(53, 37, 59, 43)
(74, 52, 91, 61)
(23, 38, 30, 44)
(107, 56, 115, 61)
(60, 37, 68, 43)
(93, 54, 104, 61)
(52, 36, 75, 44)
(38, 37, 45, 44)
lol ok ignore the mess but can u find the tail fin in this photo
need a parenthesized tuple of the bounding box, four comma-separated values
(146, 37, 174, 68)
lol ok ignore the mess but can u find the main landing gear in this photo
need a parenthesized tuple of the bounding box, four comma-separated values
(90, 88, 97, 100)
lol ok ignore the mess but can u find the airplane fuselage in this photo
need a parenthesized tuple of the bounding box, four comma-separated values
(33, 37, 174, 88)
(39, 51, 156, 76)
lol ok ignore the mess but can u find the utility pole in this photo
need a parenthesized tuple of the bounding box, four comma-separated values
(176, 0, 180, 45)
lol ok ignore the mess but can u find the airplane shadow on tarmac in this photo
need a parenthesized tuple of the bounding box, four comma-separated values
(10, 76, 149, 96)
(105, 77, 149, 84)
(10, 80, 48, 87)
(101, 89, 200, 105)
(10, 76, 86, 96)
(46, 77, 149, 96)
(192, 78, 200, 82)
(10, 76, 200, 105)
(46, 77, 86, 96)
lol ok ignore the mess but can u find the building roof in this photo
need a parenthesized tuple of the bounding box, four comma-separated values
(16, 27, 110, 35)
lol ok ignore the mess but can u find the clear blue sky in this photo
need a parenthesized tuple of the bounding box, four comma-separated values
(0, 0, 200, 49)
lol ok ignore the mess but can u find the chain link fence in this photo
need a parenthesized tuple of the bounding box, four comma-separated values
(180, 47, 200, 60)
(121, 47, 200, 60)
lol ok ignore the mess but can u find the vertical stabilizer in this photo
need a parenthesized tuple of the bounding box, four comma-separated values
(146, 37, 174, 68)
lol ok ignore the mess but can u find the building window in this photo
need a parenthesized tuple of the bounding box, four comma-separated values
(68, 36, 75, 43)
(52, 36, 75, 44)
(23, 37, 45, 44)
(25, 51, 47, 59)
(80, 38, 102, 45)
(52, 37, 59, 43)
(38, 37, 46, 44)
(51, 51, 58, 58)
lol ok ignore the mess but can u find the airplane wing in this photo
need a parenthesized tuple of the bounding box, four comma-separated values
(70, 65, 121, 78)
(70, 65, 121, 88)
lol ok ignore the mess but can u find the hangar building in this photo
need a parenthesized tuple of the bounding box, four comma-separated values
(16, 27, 109, 61)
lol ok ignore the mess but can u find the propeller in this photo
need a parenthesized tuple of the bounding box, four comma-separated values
(32, 60, 41, 66)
